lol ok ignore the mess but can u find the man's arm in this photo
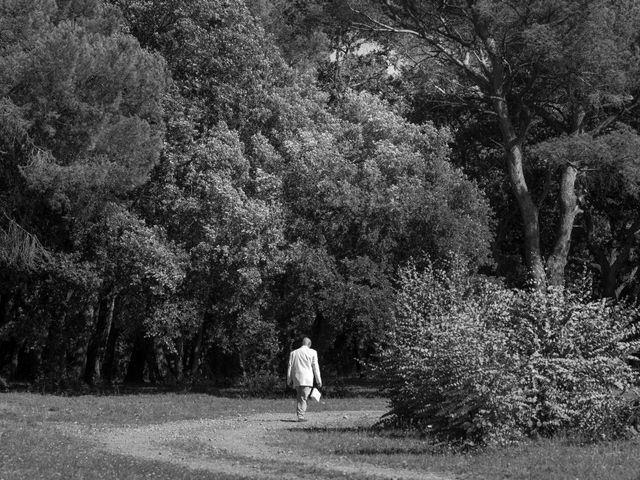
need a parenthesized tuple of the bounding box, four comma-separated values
(286, 351, 293, 386)
(312, 351, 322, 388)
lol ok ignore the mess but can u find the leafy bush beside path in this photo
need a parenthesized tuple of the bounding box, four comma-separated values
(378, 261, 640, 445)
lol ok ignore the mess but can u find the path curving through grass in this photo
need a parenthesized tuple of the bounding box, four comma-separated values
(83, 410, 453, 480)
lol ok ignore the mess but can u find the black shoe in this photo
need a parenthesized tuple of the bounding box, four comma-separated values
(297, 418, 307, 422)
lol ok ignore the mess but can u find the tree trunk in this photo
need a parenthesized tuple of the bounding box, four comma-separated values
(238, 351, 247, 379)
(9, 341, 21, 380)
(602, 262, 618, 299)
(471, 15, 547, 288)
(123, 336, 163, 384)
(175, 338, 184, 382)
(102, 325, 119, 384)
(190, 318, 205, 377)
(84, 293, 117, 385)
(353, 334, 361, 374)
(148, 338, 163, 383)
(125, 334, 148, 384)
(547, 165, 579, 286)
(0, 292, 13, 327)
(493, 97, 546, 289)
(166, 337, 184, 382)
(71, 304, 94, 380)
(591, 247, 628, 298)
(41, 289, 74, 379)
(586, 214, 640, 298)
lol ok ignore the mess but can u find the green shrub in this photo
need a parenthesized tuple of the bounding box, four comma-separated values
(236, 371, 285, 397)
(377, 261, 640, 445)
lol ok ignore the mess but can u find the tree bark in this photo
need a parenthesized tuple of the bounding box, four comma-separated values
(475, 16, 547, 289)
(190, 318, 205, 377)
(602, 261, 619, 299)
(148, 338, 162, 383)
(587, 217, 640, 298)
(166, 337, 184, 382)
(102, 325, 119, 384)
(176, 338, 184, 382)
(84, 293, 117, 385)
(0, 292, 13, 327)
(41, 289, 74, 376)
(493, 97, 546, 289)
(547, 165, 579, 286)
(238, 350, 247, 379)
(9, 341, 21, 380)
(71, 304, 95, 380)
(591, 246, 629, 298)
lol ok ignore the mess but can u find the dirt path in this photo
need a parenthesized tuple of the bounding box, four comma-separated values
(67, 410, 454, 480)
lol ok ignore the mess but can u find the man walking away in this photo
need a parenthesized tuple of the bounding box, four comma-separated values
(286, 337, 322, 422)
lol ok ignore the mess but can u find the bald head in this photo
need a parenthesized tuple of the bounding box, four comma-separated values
(302, 337, 312, 347)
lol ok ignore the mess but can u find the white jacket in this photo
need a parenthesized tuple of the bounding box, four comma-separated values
(287, 345, 322, 387)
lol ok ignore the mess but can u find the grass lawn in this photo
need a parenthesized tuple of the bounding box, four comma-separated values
(272, 426, 640, 480)
(1, 392, 640, 479)
(0, 392, 386, 480)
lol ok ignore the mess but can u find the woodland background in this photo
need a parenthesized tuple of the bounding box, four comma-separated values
(1, 0, 639, 396)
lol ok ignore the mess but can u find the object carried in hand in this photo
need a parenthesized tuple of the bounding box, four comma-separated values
(309, 387, 321, 402)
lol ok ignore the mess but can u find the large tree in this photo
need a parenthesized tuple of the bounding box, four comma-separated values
(343, 0, 640, 288)
(0, 0, 171, 385)
(533, 128, 640, 298)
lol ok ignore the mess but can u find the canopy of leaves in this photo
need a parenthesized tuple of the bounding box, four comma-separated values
(1, 0, 167, 210)
(112, 0, 291, 133)
(282, 90, 493, 266)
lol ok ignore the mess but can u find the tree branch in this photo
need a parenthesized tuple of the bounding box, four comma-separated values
(532, 104, 567, 134)
(590, 95, 640, 137)
(348, 4, 489, 89)
(612, 218, 640, 272)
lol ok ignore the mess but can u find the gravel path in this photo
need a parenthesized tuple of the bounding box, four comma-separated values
(63, 409, 454, 480)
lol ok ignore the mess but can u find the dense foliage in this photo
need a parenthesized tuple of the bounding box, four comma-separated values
(379, 261, 640, 444)
(294, 0, 640, 291)
(0, 0, 492, 387)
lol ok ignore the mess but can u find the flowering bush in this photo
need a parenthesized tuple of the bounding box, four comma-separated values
(377, 261, 640, 445)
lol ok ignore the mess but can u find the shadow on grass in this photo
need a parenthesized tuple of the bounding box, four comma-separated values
(288, 425, 438, 456)
(293, 426, 369, 433)
(338, 446, 436, 455)
(5, 376, 384, 399)
(294, 425, 419, 438)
